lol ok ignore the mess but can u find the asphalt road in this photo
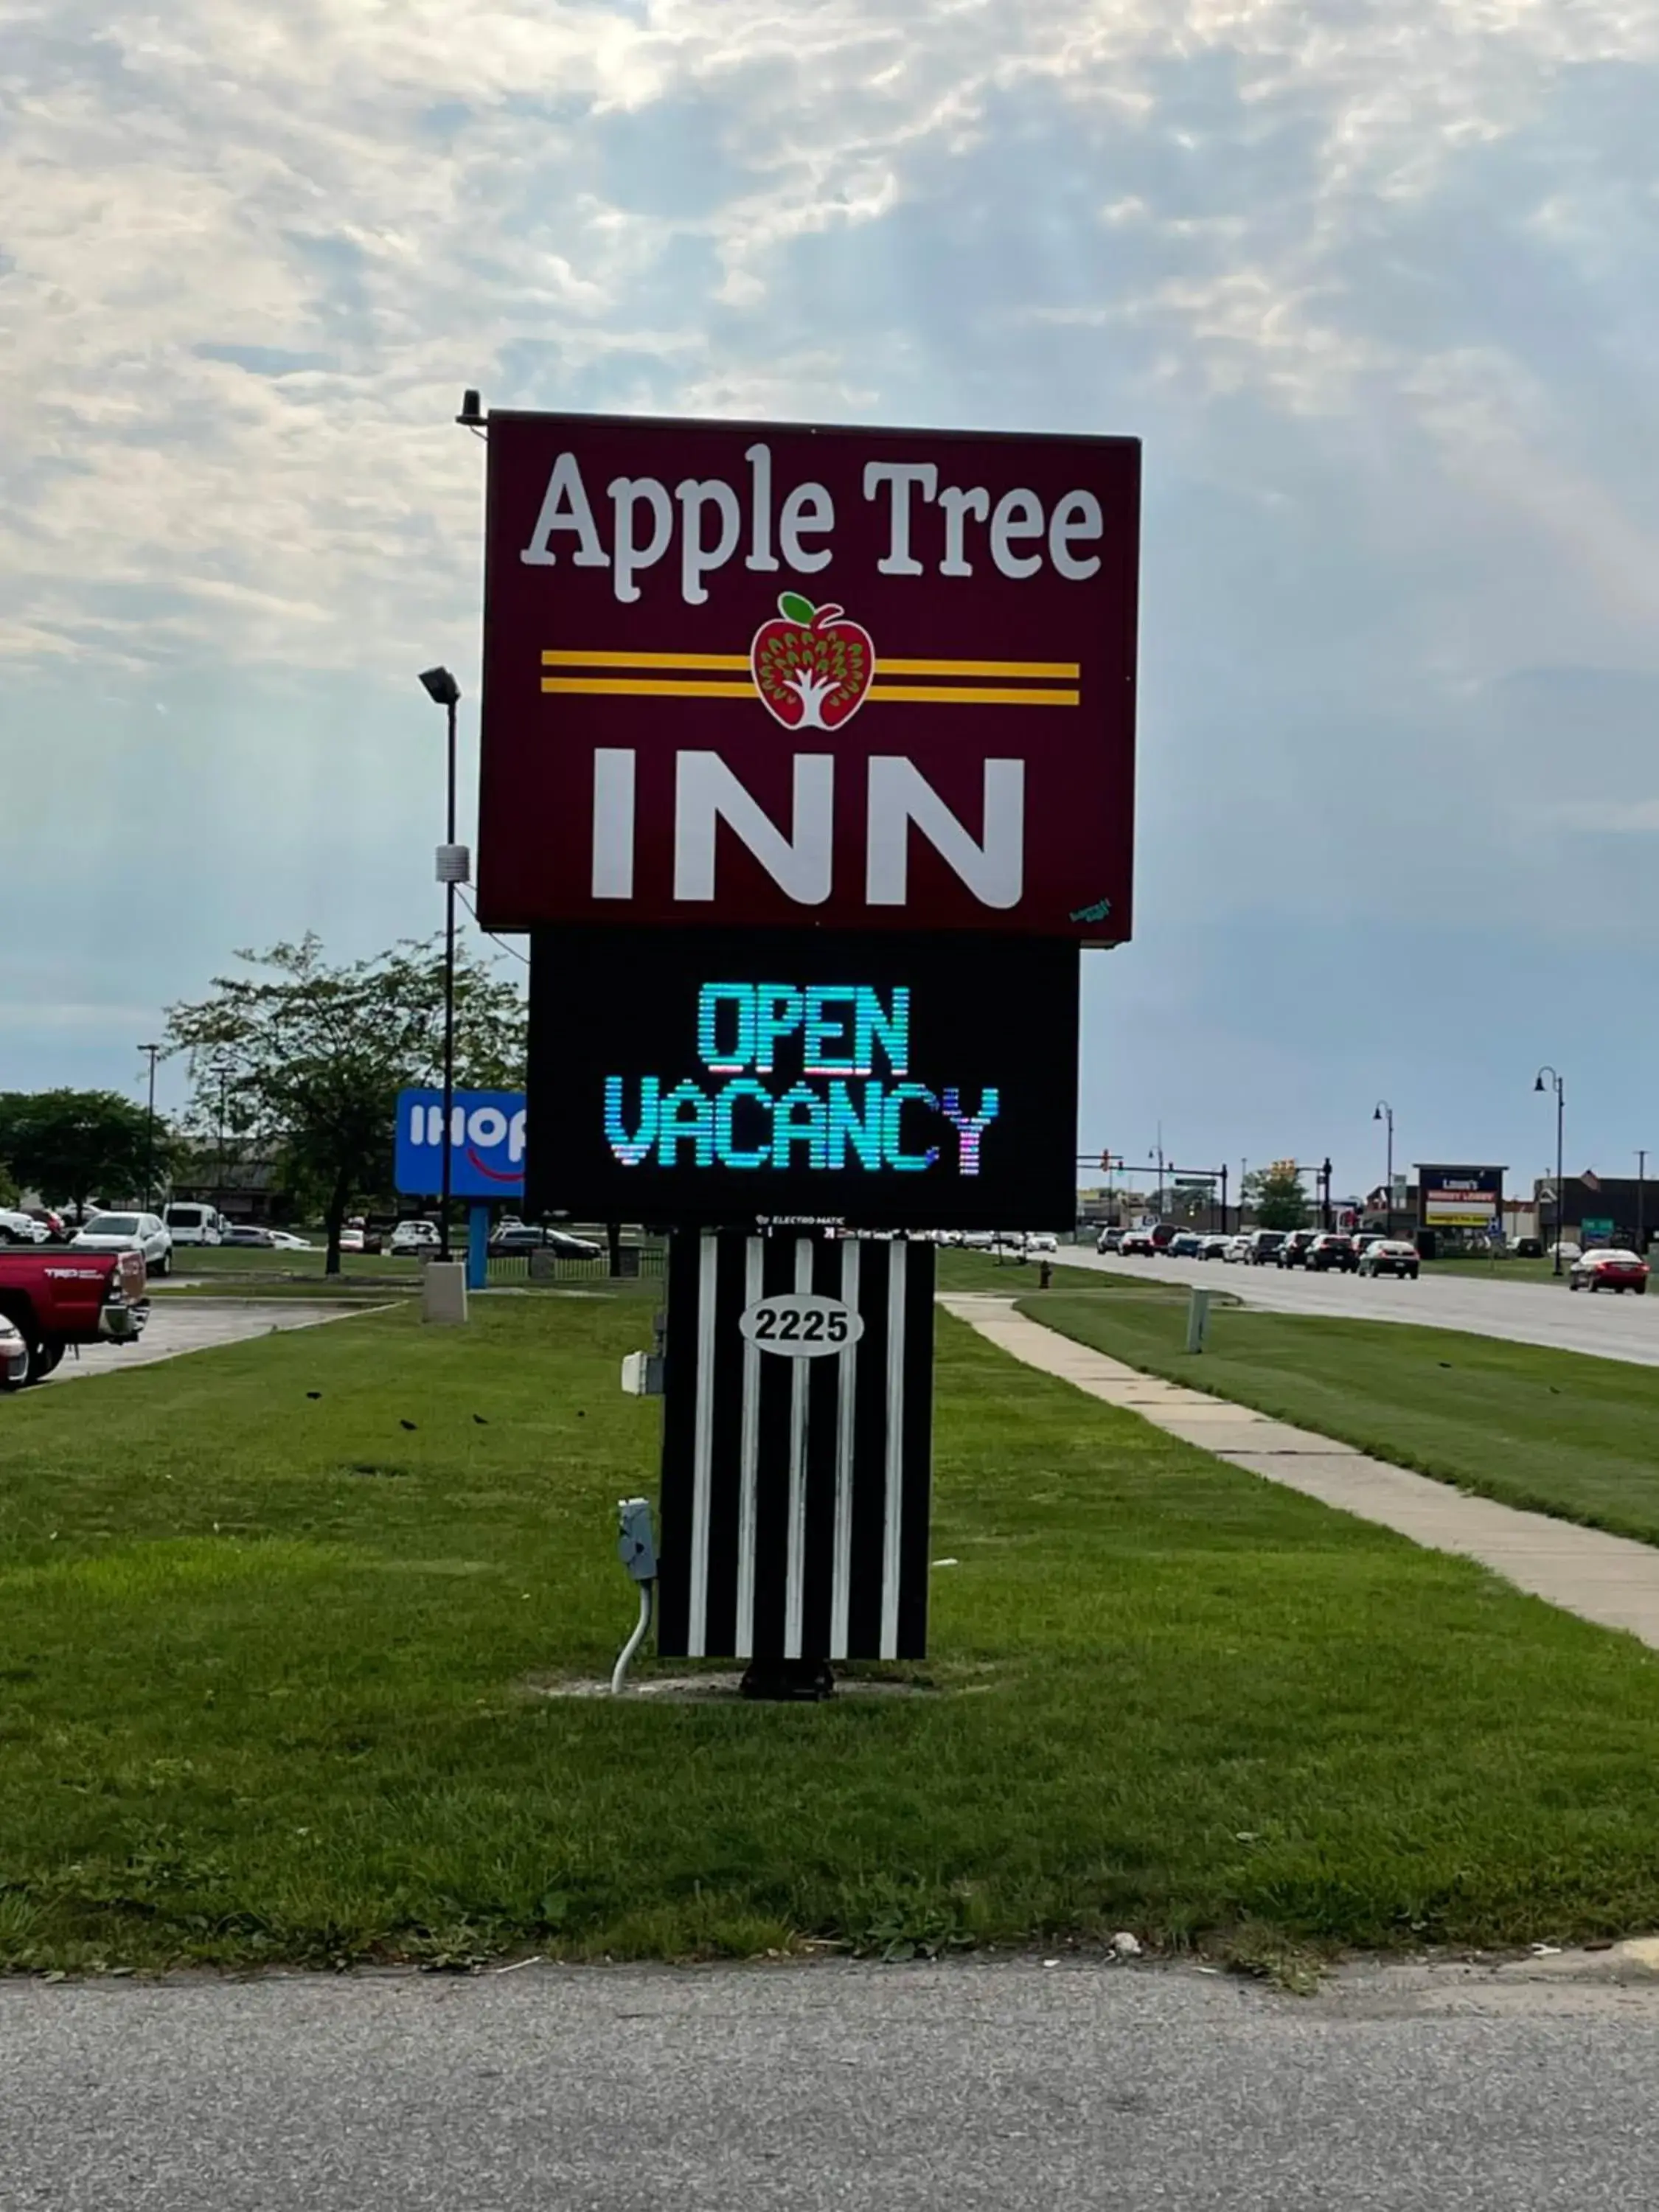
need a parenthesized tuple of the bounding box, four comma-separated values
(1068, 1248, 1659, 1366)
(8, 1957, 1659, 2210)
(44, 1298, 375, 1384)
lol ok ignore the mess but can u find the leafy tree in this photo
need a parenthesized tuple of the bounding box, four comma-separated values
(1245, 1159, 1310, 1231)
(0, 1089, 163, 1214)
(164, 935, 527, 1275)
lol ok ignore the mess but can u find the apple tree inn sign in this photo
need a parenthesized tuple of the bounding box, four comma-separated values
(476, 412, 1140, 943)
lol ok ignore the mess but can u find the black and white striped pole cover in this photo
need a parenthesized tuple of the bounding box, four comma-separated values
(656, 1231, 936, 1663)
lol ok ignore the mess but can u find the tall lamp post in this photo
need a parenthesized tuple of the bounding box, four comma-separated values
(1534, 1065, 1565, 1277)
(1373, 1101, 1394, 1222)
(139, 1042, 162, 1211)
(420, 667, 465, 1264)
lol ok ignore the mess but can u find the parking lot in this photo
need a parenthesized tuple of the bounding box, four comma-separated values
(43, 1298, 378, 1384)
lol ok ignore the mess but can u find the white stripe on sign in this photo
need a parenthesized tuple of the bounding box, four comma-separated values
(783, 1237, 814, 1659)
(734, 1234, 763, 1660)
(689, 1231, 719, 1656)
(830, 1236, 860, 1661)
(881, 1237, 908, 1660)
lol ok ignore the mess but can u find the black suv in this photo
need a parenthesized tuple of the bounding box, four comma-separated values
(1306, 1232, 1357, 1273)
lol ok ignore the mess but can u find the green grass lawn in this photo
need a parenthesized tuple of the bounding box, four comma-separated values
(1017, 1284, 1659, 1548)
(7, 1290, 1659, 1974)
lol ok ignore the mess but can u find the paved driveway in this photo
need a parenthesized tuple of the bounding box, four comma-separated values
(1066, 1248, 1659, 1366)
(46, 1298, 378, 1384)
(7, 1956, 1659, 2211)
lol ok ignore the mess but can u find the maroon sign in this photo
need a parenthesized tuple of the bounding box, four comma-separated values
(476, 412, 1139, 942)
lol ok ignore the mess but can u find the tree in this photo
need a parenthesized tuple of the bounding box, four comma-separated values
(164, 935, 528, 1275)
(1245, 1159, 1309, 1231)
(0, 1089, 161, 1214)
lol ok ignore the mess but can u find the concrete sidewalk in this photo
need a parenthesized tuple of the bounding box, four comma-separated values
(942, 1294, 1659, 1652)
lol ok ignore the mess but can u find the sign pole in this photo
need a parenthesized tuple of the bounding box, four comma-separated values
(467, 1204, 490, 1291)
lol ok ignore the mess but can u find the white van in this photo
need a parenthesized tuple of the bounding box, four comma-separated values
(163, 1203, 226, 1247)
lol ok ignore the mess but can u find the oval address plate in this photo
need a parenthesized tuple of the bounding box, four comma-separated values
(738, 1293, 866, 1358)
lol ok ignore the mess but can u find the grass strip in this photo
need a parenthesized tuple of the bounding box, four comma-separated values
(1014, 1280, 1659, 1550)
(4, 1293, 1659, 1970)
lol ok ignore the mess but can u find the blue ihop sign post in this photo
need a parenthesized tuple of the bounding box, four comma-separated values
(394, 1089, 526, 1292)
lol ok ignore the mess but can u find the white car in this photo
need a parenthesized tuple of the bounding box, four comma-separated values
(1024, 1233, 1059, 1253)
(266, 1231, 314, 1251)
(70, 1210, 173, 1276)
(0, 1208, 47, 1245)
(0, 1312, 30, 1388)
(389, 1220, 442, 1256)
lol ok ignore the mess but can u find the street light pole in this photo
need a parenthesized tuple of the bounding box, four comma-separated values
(139, 1043, 161, 1211)
(1373, 1101, 1394, 1222)
(420, 667, 465, 1265)
(1534, 1066, 1565, 1276)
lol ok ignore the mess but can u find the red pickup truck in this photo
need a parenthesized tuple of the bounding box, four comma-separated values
(0, 1248, 149, 1387)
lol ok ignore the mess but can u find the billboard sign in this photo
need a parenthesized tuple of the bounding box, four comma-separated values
(525, 925, 1079, 1231)
(395, 1088, 527, 1200)
(1416, 1164, 1504, 1229)
(477, 412, 1139, 944)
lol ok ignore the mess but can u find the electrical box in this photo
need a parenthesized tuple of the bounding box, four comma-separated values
(616, 1497, 657, 1582)
(621, 1349, 665, 1397)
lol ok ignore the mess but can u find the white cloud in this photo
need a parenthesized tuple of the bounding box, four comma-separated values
(2, 0, 1658, 684)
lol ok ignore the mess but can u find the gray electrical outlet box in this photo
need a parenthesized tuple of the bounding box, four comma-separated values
(616, 1497, 657, 1582)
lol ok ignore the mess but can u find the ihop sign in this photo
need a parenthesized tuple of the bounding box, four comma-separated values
(394, 1088, 526, 1201)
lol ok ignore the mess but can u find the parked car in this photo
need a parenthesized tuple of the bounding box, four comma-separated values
(223, 1223, 276, 1248)
(0, 1208, 47, 1245)
(1357, 1239, 1420, 1279)
(1168, 1229, 1204, 1258)
(389, 1220, 442, 1256)
(163, 1203, 225, 1246)
(1278, 1228, 1321, 1268)
(1306, 1233, 1357, 1273)
(0, 1247, 148, 1385)
(1118, 1228, 1156, 1256)
(1197, 1234, 1232, 1261)
(0, 1311, 32, 1385)
(1095, 1225, 1123, 1254)
(70, 1211, 173, 1276)
(1569, 1248, 1649, 1295)
(1245, 1230, 1287, 1266)
(265, 1230, 314, 1251)
(487, 1224, 605, 1261)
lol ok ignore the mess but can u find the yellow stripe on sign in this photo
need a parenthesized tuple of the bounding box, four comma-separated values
(541, 649, 1082, 679)
(541, 677, 757, 699)
(542, 650, 749, 671)
(868, 684, 1079, 706)
(540, 676, 1079, 706)
(880, 658, 1081, 679)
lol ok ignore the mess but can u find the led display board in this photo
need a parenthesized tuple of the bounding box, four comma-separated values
(1416, 1164, 1505, 1229)
(478, 411, 1140, 944)
(526, 926, 1079, 1231)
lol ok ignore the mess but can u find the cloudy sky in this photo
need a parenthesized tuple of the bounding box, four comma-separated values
(4, 0, 1658, 1197)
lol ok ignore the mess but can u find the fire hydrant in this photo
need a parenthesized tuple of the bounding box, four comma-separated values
(1039, 1260, 1053, 1290)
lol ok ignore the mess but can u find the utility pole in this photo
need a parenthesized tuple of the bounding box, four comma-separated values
(1638, 1150, 1647, 1256)
(1534, 1067, 1565, 1277)
(139, 1043, 162, 1211)
(420, 667, 465, 1265)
